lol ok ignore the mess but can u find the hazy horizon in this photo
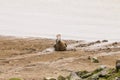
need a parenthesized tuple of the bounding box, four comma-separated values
(0, 0, 120, 41)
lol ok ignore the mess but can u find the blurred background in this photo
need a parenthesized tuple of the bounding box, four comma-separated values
(0, 0, 120, 41)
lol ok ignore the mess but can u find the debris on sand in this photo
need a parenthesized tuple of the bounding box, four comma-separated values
(91, 57, 99, 63)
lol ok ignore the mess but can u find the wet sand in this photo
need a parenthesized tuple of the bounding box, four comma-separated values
(0, 36, 120, 80)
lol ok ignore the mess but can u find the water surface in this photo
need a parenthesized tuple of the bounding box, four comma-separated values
(0, 0, 120, 41)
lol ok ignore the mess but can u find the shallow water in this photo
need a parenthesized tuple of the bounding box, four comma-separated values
(0, 0, 120, 41)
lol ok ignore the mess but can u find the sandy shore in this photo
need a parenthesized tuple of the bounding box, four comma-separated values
(0, 36, 120, 80)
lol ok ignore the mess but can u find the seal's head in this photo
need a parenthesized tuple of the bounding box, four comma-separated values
(56, 34, 61, 40)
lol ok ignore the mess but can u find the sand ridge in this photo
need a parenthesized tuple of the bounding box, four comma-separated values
(0, 36, 120, 80)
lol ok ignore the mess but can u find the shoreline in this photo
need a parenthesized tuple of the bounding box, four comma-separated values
(0, 34, 120, 42)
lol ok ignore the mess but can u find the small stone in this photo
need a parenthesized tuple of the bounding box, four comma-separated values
(70, 72, 82, 80)
(116, 60, 120, 72)
(115, 77, 120, 80)
(91, 74, 99, 80)
(91, 57, 99, 63)
(100, 65, 107, 69)
(112, 42, 118, 46)
(43, 77, 56, 80)
(102, 40, 108, 42)
(88, 56, 91, 60)
(95, 40, 101, 43)
(58, 75, 66, 80)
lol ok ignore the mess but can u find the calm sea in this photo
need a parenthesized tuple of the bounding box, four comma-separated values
(0, 0, 120, 41)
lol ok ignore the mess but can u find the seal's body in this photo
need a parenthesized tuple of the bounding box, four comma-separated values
(54, 34, 67, 51)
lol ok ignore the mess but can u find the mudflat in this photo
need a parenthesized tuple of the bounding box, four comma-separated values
(0, 36, 120, 80)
